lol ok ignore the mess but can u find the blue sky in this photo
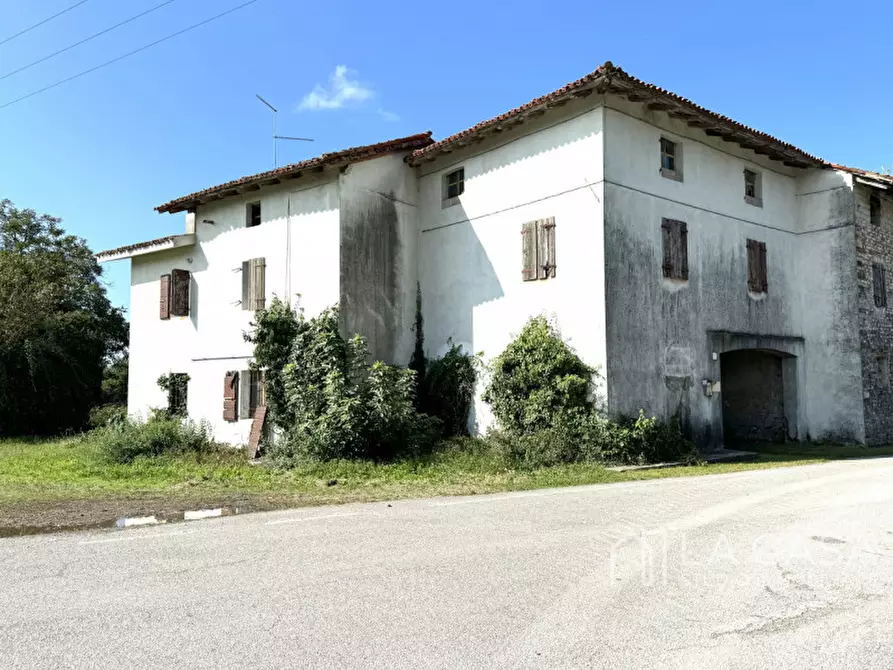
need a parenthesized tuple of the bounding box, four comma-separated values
(2, 0, 891, 315)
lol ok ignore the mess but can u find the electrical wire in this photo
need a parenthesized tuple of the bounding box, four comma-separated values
(0, 0, 182, 82)
(0, 0, 261, 111)
(0, 0, 92, 48)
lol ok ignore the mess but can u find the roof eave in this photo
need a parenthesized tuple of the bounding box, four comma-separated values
(97, 234, 196, 262)
(409, 65, 826, 170)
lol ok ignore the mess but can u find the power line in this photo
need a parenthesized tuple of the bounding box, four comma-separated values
(0, 0, 92, 48)
(0, 0, 261, 111)
(1, 0, 182, 82)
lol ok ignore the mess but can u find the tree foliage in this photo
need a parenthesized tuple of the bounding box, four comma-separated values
(247, 298, 440, 463)
(0, 199, 127, 436)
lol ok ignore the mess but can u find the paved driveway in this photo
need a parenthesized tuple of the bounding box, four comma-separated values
(3, 458, 893, 669)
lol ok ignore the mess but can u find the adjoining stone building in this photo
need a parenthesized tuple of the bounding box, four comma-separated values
(99, 62, 893, 449)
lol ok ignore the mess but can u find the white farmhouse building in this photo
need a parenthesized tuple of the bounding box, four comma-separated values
(99, 62, 893, 450)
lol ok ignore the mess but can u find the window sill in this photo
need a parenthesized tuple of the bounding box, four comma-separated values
(744, 195, 763, 208)
(747, 290, 768, 301)
(441, 196, 461, 209)
(660, 168, 683, 183)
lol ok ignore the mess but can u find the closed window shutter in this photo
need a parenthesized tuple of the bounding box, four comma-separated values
(661, 220, 673, 278)
(535, 219, 549, 279)
(679, 222, 689, 280)
(251, 257, 266, 310)
(241, 261, 250, 310)
(521, 221, 537, 281)
(223, 371, 238, 422)
(239, 369, 252, 419)
(160, 274, 171, 320)
(874, 264, 887, 308)
(746, 240, 758, 292)
(171, 269, 190, 316)
(543, 217, 557, 278)
(759, 242, 768, 292)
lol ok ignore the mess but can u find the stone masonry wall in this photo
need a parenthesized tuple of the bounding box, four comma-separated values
(855, 184, 893, 444)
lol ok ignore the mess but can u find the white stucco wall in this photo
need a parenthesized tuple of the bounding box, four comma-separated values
(418, 101, 607, 431)
(601, 98, 864, 445)
(338, 154, 420, 365)
(127, 174, 340, 445)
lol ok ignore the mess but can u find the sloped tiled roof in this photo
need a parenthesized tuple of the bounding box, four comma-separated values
(832, 164, 893, 188)
(156, 132, 434, 214)
(409, 62, 827, 169)
(97, 234, 195, 261)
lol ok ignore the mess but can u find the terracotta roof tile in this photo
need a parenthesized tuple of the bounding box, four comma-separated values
(409, 62, 827, 169)
(97, 234, 193, 260)
(156, 132, 434, 214)
(832, 164, 893, 186)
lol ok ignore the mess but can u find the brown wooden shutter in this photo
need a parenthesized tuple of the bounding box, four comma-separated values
(223, 371, 238, 422)
(535, 219, 548, 279)
(171, 269, 190, 317)
(543, 217, 556, 278)
(758, 241, 768, 292)
(521, 221, 537, 281)
(746, 239, 758, 292)
(874, 264, 887, 308)
(661, 220, 673, 278)
(251, 257, 266, 310)
(679, 222, 689, 280)
(159, 274, 171, 320)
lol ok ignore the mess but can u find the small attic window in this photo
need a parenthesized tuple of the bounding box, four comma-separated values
(744, 169, 762, 207)
(659, 137, 682, 182)
(442, 168, 465, 208)
(247, 202, 261, 228)
(870, 193, 881, 227)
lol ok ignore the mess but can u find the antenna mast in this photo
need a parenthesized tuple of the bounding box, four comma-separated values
(256, 94, 314, 168)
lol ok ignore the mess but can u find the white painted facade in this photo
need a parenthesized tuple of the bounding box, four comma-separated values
(106, 71, 881, 448)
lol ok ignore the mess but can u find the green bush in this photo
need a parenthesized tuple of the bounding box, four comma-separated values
(248, 299, 441, 465)
(88, 403, 126, 429)
(483, 316, 596, 436)
(418, 342, 479, 437)
(92, 414, 217, 464)
(601, 412, 699, 466)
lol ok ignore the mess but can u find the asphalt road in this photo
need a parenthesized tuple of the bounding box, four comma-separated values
(3, 458, 893, 669)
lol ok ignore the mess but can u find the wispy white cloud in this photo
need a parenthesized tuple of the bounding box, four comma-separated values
(378, 108, 400, 122)
(298, 65, 374, 111)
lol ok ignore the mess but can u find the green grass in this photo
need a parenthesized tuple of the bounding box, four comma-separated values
(0, 435, 838, 509)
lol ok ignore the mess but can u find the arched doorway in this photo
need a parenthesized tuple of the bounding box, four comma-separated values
(720, 349, 789, 444)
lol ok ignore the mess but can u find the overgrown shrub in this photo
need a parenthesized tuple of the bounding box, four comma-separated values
(88, 403, 126, 429)
(483, 316, 596, 436)
(483, 316, 696, 467)
(417, 343, 479, 437)
(93, 414, 216, 464)
(247, 299, 440, 465)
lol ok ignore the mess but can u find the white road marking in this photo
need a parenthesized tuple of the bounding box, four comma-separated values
(184, 508, 224, 521)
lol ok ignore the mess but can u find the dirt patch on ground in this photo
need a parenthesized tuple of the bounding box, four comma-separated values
(0, 493, 313, 536)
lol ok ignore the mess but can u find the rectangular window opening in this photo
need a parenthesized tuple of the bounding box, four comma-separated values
(660, 137, 682, 181)
(878, 356, 890, 389)
(442, 168, 465, 206)
(870, 193, 882, 227)
(249, 369, 267, 418)
(247, 202, 261, 228)
(744, 169, 762, 206)
(521, 217, 557, 281)
(167, 373, 189, 417)
(873, 263, 887, 308)
(241, 257, 266, 311)
(747, 239, 768, 294)
(661, 218, 689, 280)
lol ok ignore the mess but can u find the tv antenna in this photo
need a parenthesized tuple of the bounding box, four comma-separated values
(256, 94, 313, 168)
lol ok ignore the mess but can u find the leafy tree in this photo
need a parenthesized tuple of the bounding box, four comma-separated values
(0, 199, 127, 435)
(101, 355, 129, 406)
